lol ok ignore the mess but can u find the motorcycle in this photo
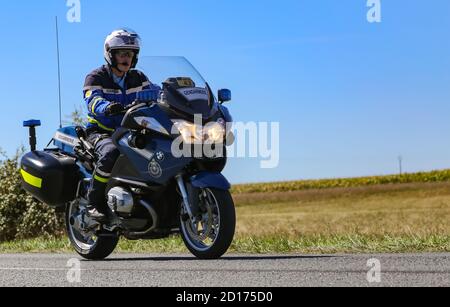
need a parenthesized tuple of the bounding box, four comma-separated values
(20, 56, 236, 260)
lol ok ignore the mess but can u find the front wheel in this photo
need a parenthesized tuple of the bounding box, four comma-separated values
(180, 188, 236, 259)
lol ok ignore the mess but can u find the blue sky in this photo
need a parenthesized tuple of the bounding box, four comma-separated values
(1, 0, 450, 184)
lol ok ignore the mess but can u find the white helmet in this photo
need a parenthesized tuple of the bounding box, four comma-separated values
(104, 28, 141, 69)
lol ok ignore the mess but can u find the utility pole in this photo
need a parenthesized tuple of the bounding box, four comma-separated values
(398, 156, 403, 175)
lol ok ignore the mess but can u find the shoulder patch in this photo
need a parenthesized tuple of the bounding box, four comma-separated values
(85, 91, 93, 98)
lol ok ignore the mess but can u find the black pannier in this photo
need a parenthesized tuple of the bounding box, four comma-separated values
(20, 150, 81, 207)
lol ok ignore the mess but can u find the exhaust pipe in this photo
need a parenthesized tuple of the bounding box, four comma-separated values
(126, 200, 158, 237)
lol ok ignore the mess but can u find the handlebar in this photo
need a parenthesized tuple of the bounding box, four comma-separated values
(107, 100, 156, 116)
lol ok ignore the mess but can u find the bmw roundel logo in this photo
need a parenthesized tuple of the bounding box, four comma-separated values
(156, 151, 165, 161)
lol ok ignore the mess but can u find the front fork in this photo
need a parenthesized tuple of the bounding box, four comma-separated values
(176, 174, 206, 226)
(176, 175, 196, 223)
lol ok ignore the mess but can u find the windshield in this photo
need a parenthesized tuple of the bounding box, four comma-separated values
(137, 56, 207, 89)
(136, 56, 218, 118)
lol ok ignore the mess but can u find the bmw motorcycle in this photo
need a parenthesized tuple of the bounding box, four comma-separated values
(20, 56, 236, 260)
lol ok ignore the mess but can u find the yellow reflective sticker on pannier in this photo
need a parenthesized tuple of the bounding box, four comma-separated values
(21, 169, 42, 189)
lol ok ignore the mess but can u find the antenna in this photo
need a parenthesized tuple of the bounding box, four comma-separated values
(55, 16, 62, 128)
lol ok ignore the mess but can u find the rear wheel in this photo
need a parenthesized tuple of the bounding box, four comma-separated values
(180, 188, 236, 259)
(65, 200, 119, 260)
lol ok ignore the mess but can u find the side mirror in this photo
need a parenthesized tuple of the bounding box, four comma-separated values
(218, 89, 232, 103)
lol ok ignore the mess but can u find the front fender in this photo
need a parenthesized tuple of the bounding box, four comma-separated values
(189, 172, 231, 191)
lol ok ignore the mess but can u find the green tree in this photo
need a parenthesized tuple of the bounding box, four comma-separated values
(0, 149, 64, 242)
(65, 104, 87, 127)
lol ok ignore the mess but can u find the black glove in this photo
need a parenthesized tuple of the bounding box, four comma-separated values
(105, 103, 124, 116)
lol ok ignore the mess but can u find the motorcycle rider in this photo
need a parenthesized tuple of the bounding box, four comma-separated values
(83, 29, 160, 220)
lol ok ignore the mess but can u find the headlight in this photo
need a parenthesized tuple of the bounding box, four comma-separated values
(172, 120, 225, 144)
(172, 120, 202, 144)
(204, 122, 226, 143)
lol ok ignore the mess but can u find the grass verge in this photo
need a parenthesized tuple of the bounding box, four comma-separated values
(0, 234, 448, 254)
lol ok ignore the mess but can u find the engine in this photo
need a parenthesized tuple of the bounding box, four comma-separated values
(107, 187, 134, 215)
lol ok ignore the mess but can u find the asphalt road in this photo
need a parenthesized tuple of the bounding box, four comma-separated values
(0, 253, 448, 287)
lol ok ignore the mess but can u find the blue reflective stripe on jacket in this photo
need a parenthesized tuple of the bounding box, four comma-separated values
(83, 65, 156, 132)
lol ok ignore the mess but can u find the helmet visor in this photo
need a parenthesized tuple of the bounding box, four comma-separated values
(108, 35, 141, 50)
